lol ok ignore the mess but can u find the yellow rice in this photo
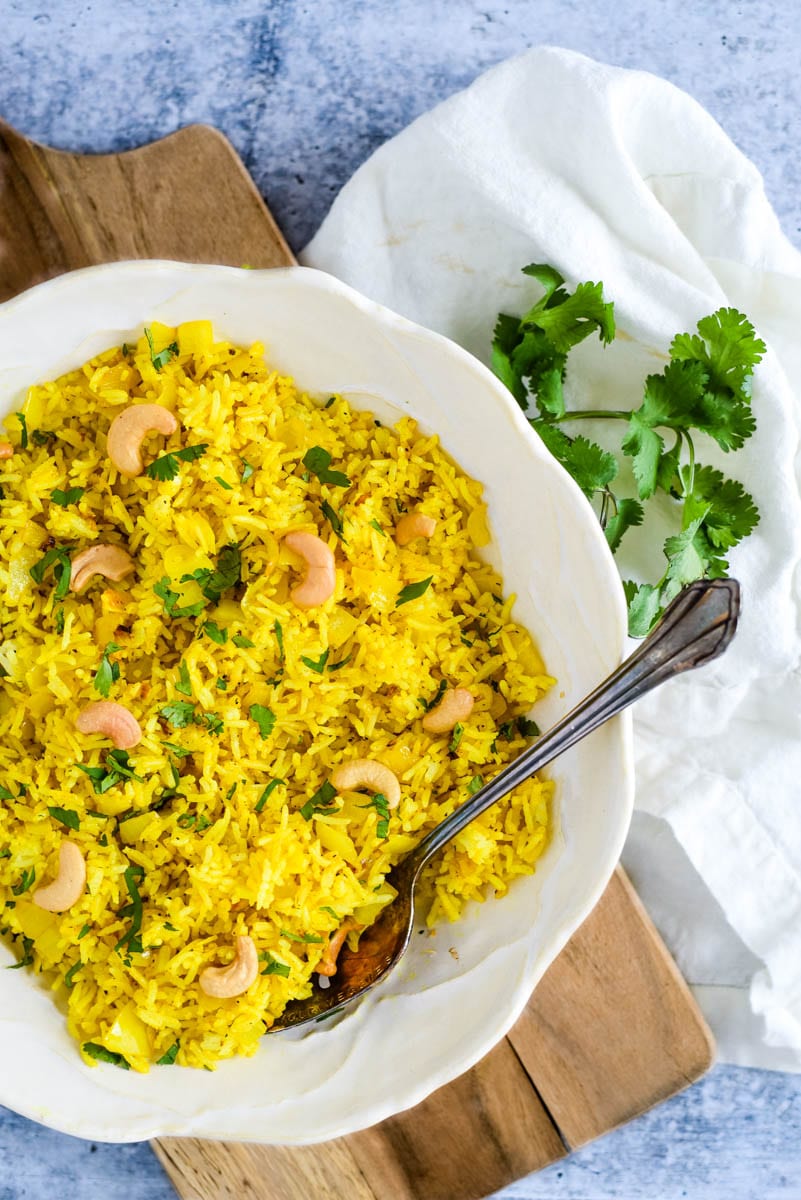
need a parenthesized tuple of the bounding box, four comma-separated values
(0, 320, 554, 1072)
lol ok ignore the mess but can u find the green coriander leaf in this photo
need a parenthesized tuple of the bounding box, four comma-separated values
(274, 619, 284, 661)
(189, 543, 242, 603)
(623, 580, 664, 638)
(241, 458, 255, 483)
(621, 415, 664, 500)
(159, 700, 196, 728)
(683, 465, 759, 550)
(491, 315, 529, 408)
(156, 1042, 180, 1066)
(0, 785, 14, 800)
(604, 498, 644, 554)
(200, 713, 223, 736)
(321, 498, 346, 540)
(203, 620, 227, 645)
(424, 679, 448, 712)
(64, 960, 83, 988)
(174, 660, 192, 697)
(328, 651, 352, 672)
(467, 775, 483, 795)
(12, 867, 36, 895)
(302, 446, 351, 488)
(534, 424, 618, 498)
(16, 412, 28, 449)
(216, 677, 227, 691)
(162, 741, 192, 758)
(357, 792, 390, 838)
(93, 642, 121, 698)
(670, 307, 766, 399)
(250, 704, 276, 740)
(145, 443, 208, 482)
(31, 428, 56, 447)
(261, 953, 291, 977)
(521, 279, 615, 354)
(153, 577, 205, 619)
(50, 486, 85, 507)
(54, 606, 65, 635)
(280, 928, 324, 944)
(299, 780, 338, 820)
(30, 545, 73, 601)
(396, 576, 433, 607)
(48, 806, 80, 831)
(520, 262, 566, 300)
(215, 475, 233, 490)
(233, 633, 255, 648)
(369, 518, 386, 536)
(301, 648, 329, 674)
(449, 722, 464, 752)
(114, 863, 145, 956)
(517, 717, 541, 738)
(319, 906, 340, 919)
(255, 778, 285, 813)
(83, 1042, 130, 1069)
(144, 326, 179, 372)
(77, 923, 92, 940)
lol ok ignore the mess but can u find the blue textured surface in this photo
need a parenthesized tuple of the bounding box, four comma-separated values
(1, 1, 800, 1197)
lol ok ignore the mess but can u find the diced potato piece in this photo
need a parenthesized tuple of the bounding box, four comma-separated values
(315, 821, 360, 868)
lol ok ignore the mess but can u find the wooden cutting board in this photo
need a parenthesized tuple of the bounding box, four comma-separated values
(0, 120, 714, 1200)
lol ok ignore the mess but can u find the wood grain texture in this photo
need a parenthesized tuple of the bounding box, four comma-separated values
(0, 121, 714, 1200)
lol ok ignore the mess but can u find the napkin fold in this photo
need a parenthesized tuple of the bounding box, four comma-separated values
(302, 46, 801, 1071)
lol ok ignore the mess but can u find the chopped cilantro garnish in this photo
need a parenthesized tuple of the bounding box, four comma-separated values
(162, 741, 192, 758)
(64, 960, 83, 988)
(369, 518, 386, 536)
(280, 928, 325, 944)
(449, 723, 464, 752)
(12, 867, 35, 896)
(232, 633, 255, 648)
(94, 642, 121, 698)
(517, 717, 541, 738)
(273, 619, 284, 661)
(301, 648, 329, 674)
(174, 660, 193, 696)
(200, 712, 223, 736)
(77, 924, 92, 940)
(145, 443, 208, 482)
(159, 700, 196, 728)
(240, 458, 255, 483)
(83, 1042, 130, 1069)
(203, 620, 227, 645)
(214, 475, 233, 490)
(396, 576, 433, 607)
(114, 864, 145, 957)
(144, 326, 179, 372)
(424, 679, 448, 712)
(319, 906, 340, 919)
(358, 792, 390, 838)
(225, 782, 237, 801)
(260, 952, 291, 977)
(153, 577, 205, 619)
(54, 606, 65, 635)
(30, 545, 73, 603)
(15, 412, 28, 449)
(156, 1041, 180, 1066)
(0, 785, 14, 801)
(180, 543, 241, 604)
(302, 446, 351, 488)
(299, 780, 338, 820)
(328, 652, 352, 672)
(255, 778, 285, 813)
(50, 486, 85, 507)
(467, 775, 483, 795)
(216, 677, 227, 691)
(250, 704, 276, 740)
(31, 428, 56, 447)
(321, 499, 346, 541)
(47, 806, 80, 831)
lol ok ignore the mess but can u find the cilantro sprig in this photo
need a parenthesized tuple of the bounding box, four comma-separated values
(144, 326, 179, 372)
(302, 446, 351, 488)
(492, 266, 763, 635)
(145, 443, 208, 482)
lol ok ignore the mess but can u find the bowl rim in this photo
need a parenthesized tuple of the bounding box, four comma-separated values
(0, 260, 634, 1143)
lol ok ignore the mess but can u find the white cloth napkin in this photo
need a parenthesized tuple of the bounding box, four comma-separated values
(302, 46, 801, 1072)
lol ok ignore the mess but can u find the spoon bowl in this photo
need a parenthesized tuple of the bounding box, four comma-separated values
(272, 577, 740, 1032)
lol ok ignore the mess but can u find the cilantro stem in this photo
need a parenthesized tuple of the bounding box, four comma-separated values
(684, 431, 697, 498)
(558, 409, 631, 422)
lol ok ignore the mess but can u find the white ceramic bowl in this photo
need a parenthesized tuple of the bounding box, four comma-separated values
(0, 262, 632, 1143)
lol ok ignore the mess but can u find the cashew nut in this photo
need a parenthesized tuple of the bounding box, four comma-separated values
(106, 403, 178, 477)
(76, 701, 142, 749)
(199, 934, 259, 999)
(70, 544, 135, 593)
(33, 841, 86, 913)
(395, 512, 437, 547)
(422, 687, 474, 733)
(0, 442, 13, 459)
(318, 919, 358, 978)
(330, 758, 402, 809)
(284, 530, 336, 609)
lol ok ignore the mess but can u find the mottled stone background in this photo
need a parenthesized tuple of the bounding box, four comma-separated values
(1, 1, 800, 1198)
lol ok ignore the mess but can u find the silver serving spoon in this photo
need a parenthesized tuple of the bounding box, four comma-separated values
(269, 578, 740, 1033)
